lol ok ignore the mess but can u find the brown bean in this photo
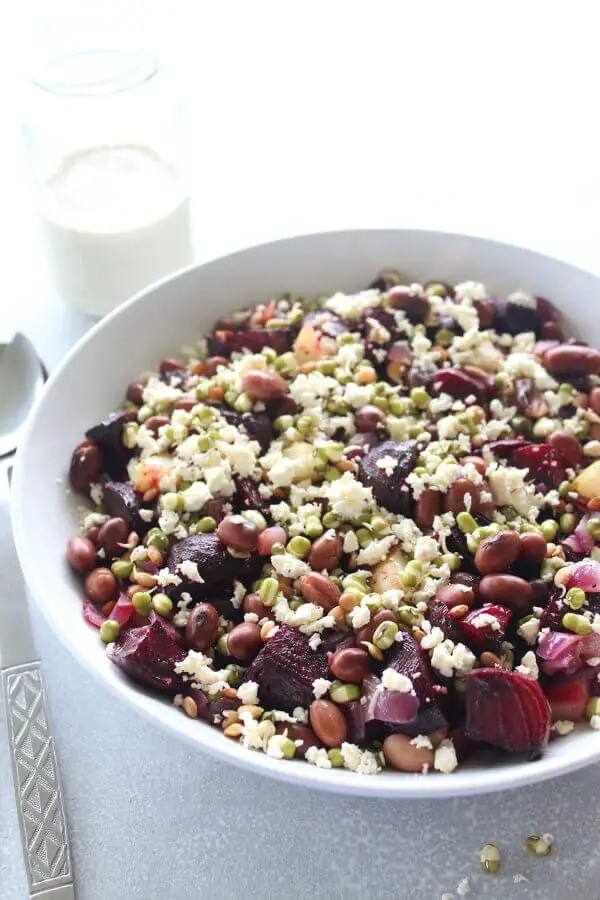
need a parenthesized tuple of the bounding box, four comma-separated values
(542, 320, 563, 341)
(226, 623, 263, 660)
(69, 440, 102, 494)
(243, 592, 273, 620)
(329, 647, 371, 682)
(355, 405, 386, 432)
(413, 488, 442, 529)
(309, 699, 347, 748)
(474, 531, 521, 575)
(530, 578, 550, 605)
(590, 387, 600, 416)
(548, 430, 582, 466)
(274, 722, 322, 758)
(543, 344, 600, 375)
(444, 478, 481, 515)
(144, 415, 170, 435)
(160, 357, 185, 375)
(175, 397, 197, 411)
(298, 572, 341, 612)
(383, 733, 434, 773)
(355, 609, 397, 647)
(84, 567, 117, 604)
(473, 299, 495, 329)
(216, 515, 259, 552)
(186, 603, 219, 651)
(309, 533, 343, 572)
(66, 536, 97, 573)
(479, 573, 533, 614)
(85, 526, 101, 545)
(126, 382, 145, 405)
(204, 356, 230, 377)
(519, 532, 548, 564)
(459, 455, 488, 477)
(257, 526, 287, 555)
(387, 286, 428, 319)
(97, 517, 129, 556)
(436, 583, 475, 609)
(241, 370, 288, 401)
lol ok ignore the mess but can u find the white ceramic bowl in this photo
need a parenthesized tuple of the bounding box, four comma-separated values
(13, 229, 600, 797)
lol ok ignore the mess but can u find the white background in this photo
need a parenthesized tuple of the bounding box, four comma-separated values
(1, 3, 600, 898)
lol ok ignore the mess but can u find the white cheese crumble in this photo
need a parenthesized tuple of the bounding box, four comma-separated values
(356, 535, 397, 566)
(326, 472, 373, 520)
(271, 552, 311, 580)
(454, 281, 487, 301)
(343, 530, 360, 553)
(553, 720, 575, 736)
(410, 734, 433, 750)
(312, 678, 332, 699)
(305, 746, 333, 769)
(157, 567, 182, 587)
(470, 612, 500, 631)
(325, 289, 381, 319)
(237, 681, 259, 705)
(381, 668, 414, 693)
(376, 454, 398, 476)
(515, 650, 539, 680)
(174, 651, 230, 696)
(590, 715, 600, 730)
(177, 560, 204, 583)
(433, 738, 458, 774)
(518, 617, 541, 645)
(138, 508, 155, 523)
(339, 742, 381, 774)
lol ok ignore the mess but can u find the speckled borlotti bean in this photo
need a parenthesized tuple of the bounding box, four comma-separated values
(543, 344, 600, 375)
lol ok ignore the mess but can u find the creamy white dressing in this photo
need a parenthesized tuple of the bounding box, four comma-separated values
(39, 144, 193, 315)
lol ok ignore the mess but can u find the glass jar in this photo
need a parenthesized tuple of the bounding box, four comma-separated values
(21, 49, 194, 316)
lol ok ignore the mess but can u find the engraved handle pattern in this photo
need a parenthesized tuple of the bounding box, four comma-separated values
(2, 661, 73, 894)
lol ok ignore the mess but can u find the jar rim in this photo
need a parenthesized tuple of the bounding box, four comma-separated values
(31, 49, 159, 97)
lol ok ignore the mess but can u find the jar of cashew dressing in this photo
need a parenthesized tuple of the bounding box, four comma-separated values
(22, 48, 194, 316)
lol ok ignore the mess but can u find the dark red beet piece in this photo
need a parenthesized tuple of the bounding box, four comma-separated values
(358, 440, 418, 514)
(431, 367, 489, 403)
(209, 327, 294, 357)
(493, 299, 542, 337)
(383, 632, 448, 736)
(106, 614, 187, 694)
(219, 408, 273, 453)
(85, 409, 137, 479)
(464, 668, 551, 758)
(427, 599, 462, 644)
(165, 533, 261, 602)
(103, 481, 147, 532)
(459, 604, 513, 652)
(241, 625, 328, 712)
(512, 442, 568, 491)
(233, 476, 269, 514)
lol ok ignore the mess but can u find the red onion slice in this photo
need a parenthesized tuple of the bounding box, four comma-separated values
(568, 560, 600, 592)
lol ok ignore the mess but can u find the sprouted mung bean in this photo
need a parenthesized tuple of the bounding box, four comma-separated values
(67, 274, 600, 776)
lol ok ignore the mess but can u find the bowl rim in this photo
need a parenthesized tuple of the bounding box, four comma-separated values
(12, 227, 600, 798)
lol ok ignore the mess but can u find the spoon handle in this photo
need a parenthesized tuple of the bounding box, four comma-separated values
(0, 461, 75, 899)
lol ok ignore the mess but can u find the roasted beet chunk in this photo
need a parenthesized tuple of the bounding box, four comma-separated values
(85, 409, 137, 479)
(464, 668, 551, 758)
(358, 440, 418, 513)
(511, 442, 568, 491)
(431, 367, 490, 403)
(384, 632, 448, 736)
(493, 299, 541, 337)
(209, 327, 294, 357)
(242, 625, 328, 712)
(220, 407, 273, 453)
(103, 481, 147, 531)
(106, 613, 186, 694)
(165, 533, 261, 602)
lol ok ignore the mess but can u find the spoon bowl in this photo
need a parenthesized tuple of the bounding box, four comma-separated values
(0, 334, 46, 459)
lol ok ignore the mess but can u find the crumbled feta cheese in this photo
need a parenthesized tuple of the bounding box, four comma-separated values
(410, 734, 433, 750)
(308, 634, 322, 651)
(271, 552, 311, 580)
(138, 508, 155, 523)
(590, 715, 600, 730)
(454, 281, 487, 301)
(326, 472, 373, 520)
(470, 612, 500, 631)
(339, 742, 381, 774)
(157, 567, 183, 587)
(305, 746, 333, 769)
(381, 668, 414, 693)
(174, 651, 230, 696)
(343, 530, 360, 553)
(516, 650, 539, 680)
(158, 509, 181, 535)
(292, 707, 308, 723)
(456, 878, 471, 897)
(518, 617, 541, 645)
(325, 289, 381, 319)
(180, 480, 211, 512)
(356, 535, 397, 566)
(177, 559, 204, 583)
(376, 454, 398, 476)
(237, 681, 259, 705)
(350, 604, 371, 629)
(507, 289, 536, 308)
(553, 720, 575, 736)
(420, 626, 445, 650)
(434, 738, 458, 774)
(312, 678, 332, 699)
(266, 734, 292, 759)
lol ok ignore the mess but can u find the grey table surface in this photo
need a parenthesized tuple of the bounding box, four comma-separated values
(3, 6, 600, 896)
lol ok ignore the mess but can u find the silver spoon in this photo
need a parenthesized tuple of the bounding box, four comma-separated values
(0, 333, 75, 899)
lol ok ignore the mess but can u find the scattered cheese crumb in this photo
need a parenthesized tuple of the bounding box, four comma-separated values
(313, 678, 332, 699)
(553, 720, 575, 736)
(237, 681, 259, 705)
(434, 739, 458, 773)
(381, 668, 414, 693)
